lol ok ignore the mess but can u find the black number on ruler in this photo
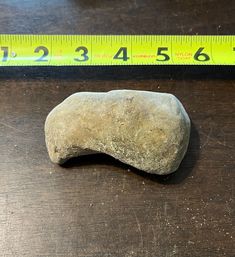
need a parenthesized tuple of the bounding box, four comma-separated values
(34, 46, 49, 62)
(156, 47, 170, 61)
(74, 46, 89, 62)
(113, 47, 129, 61)
(194, 47, 210, 62)
(1, 47, 8, 62)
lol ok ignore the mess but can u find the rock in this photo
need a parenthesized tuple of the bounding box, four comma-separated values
(45, 90, 190, 175)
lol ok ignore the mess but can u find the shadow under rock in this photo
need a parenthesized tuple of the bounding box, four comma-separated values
(62, 122, 200, 184)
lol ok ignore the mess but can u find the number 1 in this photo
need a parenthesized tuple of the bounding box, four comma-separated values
(1, 47, 8, 62)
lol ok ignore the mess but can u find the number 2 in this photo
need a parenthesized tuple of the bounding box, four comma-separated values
(35, 46, 49, 62)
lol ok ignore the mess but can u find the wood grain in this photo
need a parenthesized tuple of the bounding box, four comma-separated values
(0, 1, 234, 257)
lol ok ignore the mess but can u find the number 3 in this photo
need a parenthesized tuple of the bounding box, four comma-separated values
(74, 46, 89, 62)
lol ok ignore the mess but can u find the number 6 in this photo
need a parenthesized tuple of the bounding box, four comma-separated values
(194, 47, 210, 62)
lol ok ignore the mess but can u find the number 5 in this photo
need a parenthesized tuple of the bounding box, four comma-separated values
(156, 47, 170, 61)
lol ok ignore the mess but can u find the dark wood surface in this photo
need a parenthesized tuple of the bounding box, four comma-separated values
(0, 1, 234, 256)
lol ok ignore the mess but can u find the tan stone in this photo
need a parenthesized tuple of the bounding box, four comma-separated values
(45, 90, 190, 175)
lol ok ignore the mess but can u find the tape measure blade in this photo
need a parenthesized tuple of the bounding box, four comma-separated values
(0, 35, 234, 66)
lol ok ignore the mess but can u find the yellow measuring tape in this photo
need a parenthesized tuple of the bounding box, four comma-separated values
(0, 35, 234, 66)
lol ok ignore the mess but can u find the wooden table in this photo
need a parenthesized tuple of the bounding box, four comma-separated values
(0, 1, 234, 256)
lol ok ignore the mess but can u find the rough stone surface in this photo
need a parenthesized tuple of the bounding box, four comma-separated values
(45, 90, 191, 175)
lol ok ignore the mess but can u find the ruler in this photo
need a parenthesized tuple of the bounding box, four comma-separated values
(0, 35, 234, 66)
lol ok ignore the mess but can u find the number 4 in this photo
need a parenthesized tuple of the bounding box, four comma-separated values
(113, 47, 129, 61)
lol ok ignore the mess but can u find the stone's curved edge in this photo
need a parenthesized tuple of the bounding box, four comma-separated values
(167, 94, 191, 174)
(45, 90, 191, 175)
